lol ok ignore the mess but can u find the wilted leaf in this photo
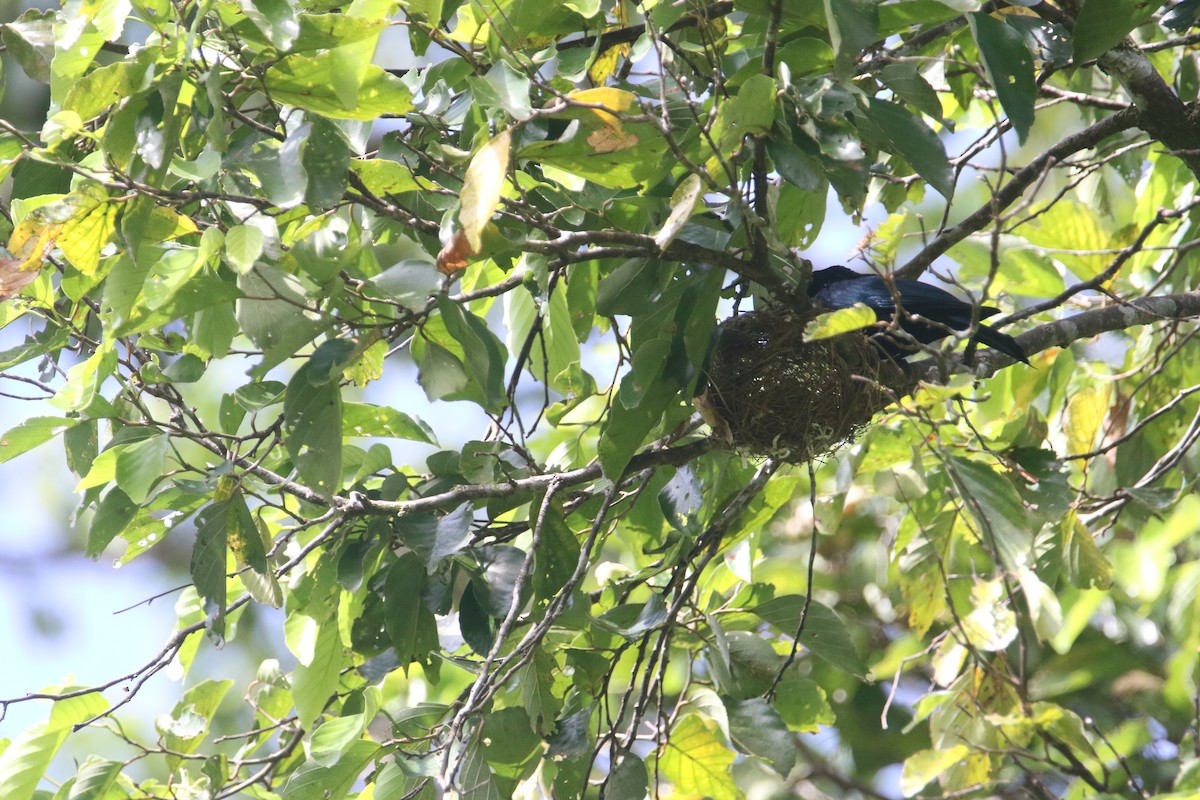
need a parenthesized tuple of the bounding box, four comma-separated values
(459, 129, 512, 253)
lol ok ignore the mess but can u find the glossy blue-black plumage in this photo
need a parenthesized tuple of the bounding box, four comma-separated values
(808, 266, 1029, 364)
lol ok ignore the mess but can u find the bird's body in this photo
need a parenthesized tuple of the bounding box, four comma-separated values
(807, 265, 1029, 364)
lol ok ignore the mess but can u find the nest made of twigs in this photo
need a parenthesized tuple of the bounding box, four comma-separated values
(697, 308, 909, 462)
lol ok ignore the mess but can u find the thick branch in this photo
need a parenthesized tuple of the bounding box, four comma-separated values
(1100, 45, 1200, 181)
(556, 2, 733, 52)
(918, 290, 1200, 381)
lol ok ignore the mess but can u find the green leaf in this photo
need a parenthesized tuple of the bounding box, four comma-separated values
(163, 354, 205, 383)
(1072, 0, 1165, 63)
(901, 745, 970, 796)
(65, 757, 123, 800)
(48, 691, 109, 732)
(458, 582, 495, 655)
(1062, 513, 1113, 589)
(240, 0, 299, 50)
(752, 596, 866, 676)
(161, 679, 234, 765)
(383, 552, 440, 666)
(0, 723, 68, 800)
(546, 707, 593, 760)
(864, 98, 954, 199)
(598, 370, 677, 479)
(237, 266, 327, 374)
(301, 117, 352, 209)
(522, 648, 562, 734)
(656, 715, 738, 800)
(436, 295, 509, 413)
(280, 739, 380, 800)
(114, 433, 168, 504)
(86, 488, 138, 556)
(398, 504, 473, 569)
(227, 491, 268, 574)
(470, 61, 533, 120)
(309, 713, 366, 768)
(350, 158, 434, 196)
(0, 328, 69, 371)
(659, 465, 702, 533)
(533, 498, 581, 602)
(63, 59, 149, 122)
(191, 502, 231, 641)
(776, 37, 835, 79)
(948, 456, 1034, 570)
(969, 13, 1035, 143)
(597, 594, 669, 639)
(802, 303, 877, 341)
(725, 698, 797, 776)
(0, 416, 78, 464)
(292, 12, 389, 51)
(825, 0, 880, 78)
(342, 402, 436, 443)
(504, 283, 583, 394)
(1, 9, 53, 83)
(234, 380, 287, 411)
(477, 707, 541, 770)
(63, 417, 98, 478)
(879, 61, 944, 120)
(265, 53, 414, 120)
(292, 615, 347, 730)
(284, 361, 344, 499)
(653, 174, 704, 250)
(457, 735, 503, 800)
(773, 676, 836, 732)
(469, 545, 527, 617)
(595, 258, 657, 316)
(607, 751, 649, 800)
(225, 224, 264, 274)
(517, 101, 671, 190)
(710, 73, 777, 160)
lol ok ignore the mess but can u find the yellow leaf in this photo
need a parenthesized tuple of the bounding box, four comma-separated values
(459, 129, 512, 252)
(654, 174, 704, 250)
(567, 86, 636, 129)
(656, 715, 738, 800)
(902, 563, 945, 637)
(587, 0, 630, 85)
(59, 201, 119, 275)
(901, 745, 971, 796)
(1064, 383, 1111, 457)
(142, 206, 200, 243)
(1023, 199, 1113, 281)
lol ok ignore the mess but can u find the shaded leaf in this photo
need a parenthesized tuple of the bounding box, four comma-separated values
(284, 361, 344, 499)
(865, 98, 954, 199)
(726, 698, 796, 776)
(969, 13, 1035, 143)
(753, 596, 866, 676)
(1073, 0, 1165, 62)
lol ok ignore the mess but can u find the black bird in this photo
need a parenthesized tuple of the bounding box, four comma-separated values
(807, 265, 1029, 364)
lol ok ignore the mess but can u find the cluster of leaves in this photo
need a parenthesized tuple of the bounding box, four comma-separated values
(2, 0, 1200, 798)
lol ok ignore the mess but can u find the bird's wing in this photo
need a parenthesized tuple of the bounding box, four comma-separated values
(888, 279, 996, 327)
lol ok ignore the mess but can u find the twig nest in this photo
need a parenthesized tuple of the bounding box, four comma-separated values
(697, 308, 908, 462)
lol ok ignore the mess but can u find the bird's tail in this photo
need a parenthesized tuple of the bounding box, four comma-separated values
(975, 324, 1029, 365)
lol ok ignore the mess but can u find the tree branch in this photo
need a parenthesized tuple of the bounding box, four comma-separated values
(917, 290, 1200, 381)
(898, 108, 1140, 279)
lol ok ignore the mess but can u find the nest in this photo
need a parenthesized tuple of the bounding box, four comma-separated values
(697, 308, 910, 462)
